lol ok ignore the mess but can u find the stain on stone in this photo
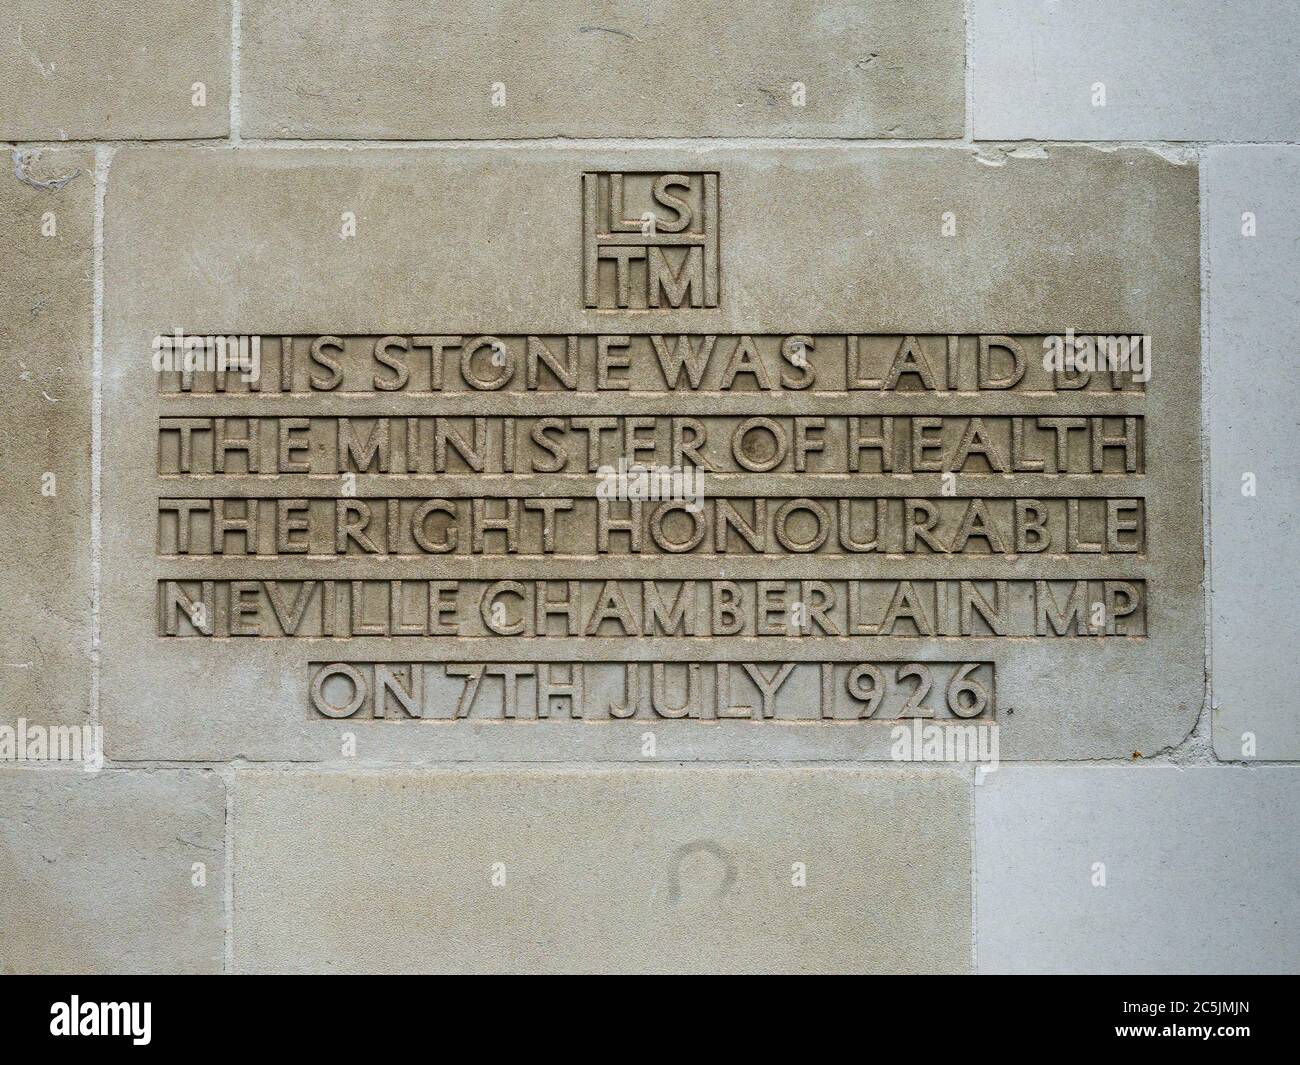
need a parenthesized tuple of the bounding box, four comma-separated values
(11, 150, 81, 192)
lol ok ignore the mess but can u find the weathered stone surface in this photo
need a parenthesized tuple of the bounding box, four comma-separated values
(0, 148, 94, 733)
(0, 3, 230, 140)
(971, 1, 1300, 141)
(102, 145, 1202, 762)
(0, 768, 225, 974)
(233, 766, 970, 973)
(241, 0, 964, 139)
(975, 767, 1300, 974)
(1206, 147, 1300, 760)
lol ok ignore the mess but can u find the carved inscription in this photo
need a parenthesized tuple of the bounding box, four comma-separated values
(158, 497, 1145, 557)
(157, 334, 1146, 394)
(150, 176, 1156, 726)
(306, 660, 996, 721)
(582, 173, 720, 309)
(158, 415, 1144, 475)
(160, 579, 1146, 637)
(155, 336, 1150, 717)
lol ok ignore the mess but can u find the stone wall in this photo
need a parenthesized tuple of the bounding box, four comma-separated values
(1, 1, 1296, 974)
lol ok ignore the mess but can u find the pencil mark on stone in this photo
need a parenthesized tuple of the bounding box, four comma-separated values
(577, 26, 637, 41)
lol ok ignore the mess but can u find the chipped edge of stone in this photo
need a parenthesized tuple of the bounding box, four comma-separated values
(971, 142, 1198, 168)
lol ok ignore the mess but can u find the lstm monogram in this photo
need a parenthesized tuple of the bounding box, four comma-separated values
(582, 171, 720, 310)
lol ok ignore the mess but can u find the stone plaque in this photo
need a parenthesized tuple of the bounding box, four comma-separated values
(102, 145, 1202, 762)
